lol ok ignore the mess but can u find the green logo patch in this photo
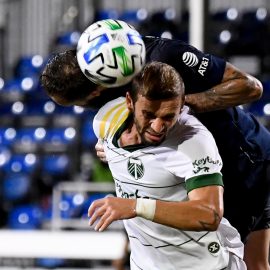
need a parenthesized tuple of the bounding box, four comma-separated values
(128, 157, 144, 180)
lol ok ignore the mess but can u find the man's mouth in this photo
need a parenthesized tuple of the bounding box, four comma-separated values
(145, 131, 164, 142)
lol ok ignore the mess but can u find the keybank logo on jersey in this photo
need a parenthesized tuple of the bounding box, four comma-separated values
(182, 52, 198, 67)
(193, 156, 222, 174)
(127, 157, 144, 180)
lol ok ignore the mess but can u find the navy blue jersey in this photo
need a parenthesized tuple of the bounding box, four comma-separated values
(144, 36, 226, 94)
(143, 36, 270, 239)
(143, 36, 270, 159)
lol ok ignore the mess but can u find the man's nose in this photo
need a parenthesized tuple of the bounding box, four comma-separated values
(150, 119, 165, 133)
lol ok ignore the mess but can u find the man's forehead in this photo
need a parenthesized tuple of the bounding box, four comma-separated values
(136, 95, 181, 113)
(137, 95, 180, 105)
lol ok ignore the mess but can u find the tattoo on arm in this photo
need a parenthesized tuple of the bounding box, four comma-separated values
(185, 62, 262, 112)
(198, 205, 222, 230)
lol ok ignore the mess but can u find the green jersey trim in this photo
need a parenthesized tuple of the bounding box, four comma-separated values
(185, 173, 223, 193)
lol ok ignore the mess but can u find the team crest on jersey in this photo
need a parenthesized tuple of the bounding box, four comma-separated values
(208, 242, 220, 254)
(127, 157, 144, 180)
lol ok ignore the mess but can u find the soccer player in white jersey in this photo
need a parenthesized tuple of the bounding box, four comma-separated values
(88, 61, 246, 270)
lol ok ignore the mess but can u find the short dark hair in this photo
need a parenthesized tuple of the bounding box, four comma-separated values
(40, 49, 96, 102)
(129, 61, 185, 103)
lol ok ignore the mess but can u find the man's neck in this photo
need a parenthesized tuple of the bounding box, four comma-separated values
(119, 123, 141, 147)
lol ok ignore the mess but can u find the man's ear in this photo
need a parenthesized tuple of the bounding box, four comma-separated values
(126, 92, 134, 111)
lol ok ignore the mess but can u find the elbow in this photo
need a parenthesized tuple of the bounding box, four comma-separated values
(207, 222, 220, 232)
(205, 217, 221, 231)
(202, 205, 223, 232)
(246, 75, 263, 102)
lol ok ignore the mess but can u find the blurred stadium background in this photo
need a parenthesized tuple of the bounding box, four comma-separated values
(0, 0, 270, 269)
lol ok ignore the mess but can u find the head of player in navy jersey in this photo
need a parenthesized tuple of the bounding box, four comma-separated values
(41, 49, 126, 109)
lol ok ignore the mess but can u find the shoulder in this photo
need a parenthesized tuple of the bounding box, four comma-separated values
(143, 36, 195, 61)
(93, 97, 129, 139)
(166, 108, 223, 183)
(171, 106, 221, 163)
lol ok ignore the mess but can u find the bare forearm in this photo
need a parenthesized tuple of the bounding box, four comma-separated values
(185, 63, 263, 113)
(88, 187, 223, 232)
(153, 199, 222, 231)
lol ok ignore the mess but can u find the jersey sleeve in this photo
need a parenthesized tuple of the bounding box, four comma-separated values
(179, 132, 223, 192)
(165, 117, 223, 193)
(143, 36, 226, 93)
(93, 97, 128, 140)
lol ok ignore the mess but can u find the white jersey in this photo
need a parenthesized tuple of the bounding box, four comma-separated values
(93, 97, 245, 270)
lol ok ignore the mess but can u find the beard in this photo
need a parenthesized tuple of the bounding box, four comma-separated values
(133, 116, 166, 146)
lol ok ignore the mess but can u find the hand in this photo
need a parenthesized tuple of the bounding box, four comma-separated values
(88, 197, 136, 232)
(95, 140, 107, 163)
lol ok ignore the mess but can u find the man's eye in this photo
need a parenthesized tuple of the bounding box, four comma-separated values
(143, 112, 154, 119)
(163, 115, 175, 121)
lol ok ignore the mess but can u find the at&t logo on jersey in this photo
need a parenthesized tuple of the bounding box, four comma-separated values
(182, 52, 198, 67)
(198, 57, 209, 76)
(127, 157, 144, 180)
(182, 52, 209, 76)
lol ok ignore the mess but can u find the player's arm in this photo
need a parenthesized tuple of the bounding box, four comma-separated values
(153, 185, 223, 231)
(87, 184, 223, 232)
(185, 62, 263, 112)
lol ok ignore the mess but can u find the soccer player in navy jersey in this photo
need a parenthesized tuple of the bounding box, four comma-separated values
(41, 36, 270, 270)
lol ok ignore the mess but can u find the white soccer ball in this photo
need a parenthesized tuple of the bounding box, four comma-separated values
(76, 19, 146, 87)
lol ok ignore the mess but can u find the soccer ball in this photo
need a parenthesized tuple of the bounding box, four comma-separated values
(76, 19, 146, 88)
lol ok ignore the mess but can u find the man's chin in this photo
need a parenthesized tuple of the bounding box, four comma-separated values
(142, 135, 164, 146)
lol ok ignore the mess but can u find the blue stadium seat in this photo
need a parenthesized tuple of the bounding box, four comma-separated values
(81, 117, 96, 146)
(42, 154, 70, 175)
(0, 127, 17, 146)
(95, 9, 119, 21)
(0, 146, 11, 168)
(14, 55, 45, 78)
(27, 81, 51, 103)
(3, 153, 38, 174)
(58, 193, 86, 219)
(26, 100, 54, 115)
(7, 204, 43, 229)
(16, 127, 47, 144)
(225, 8, 269, 55)
(23, 99, 75, 116)
(45, 127, 77, 144)
(0, 103, 13, 115)
(242, 8, 268, 22)
(208, 8, 240, 55)
(139, 9, 181, 39)
(0, 78, 25, 103)
(211, 8, 239, 22)
(119, 9, 148, 26)
(3, 173, 31, 201)
(55, 31, 80, 47)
